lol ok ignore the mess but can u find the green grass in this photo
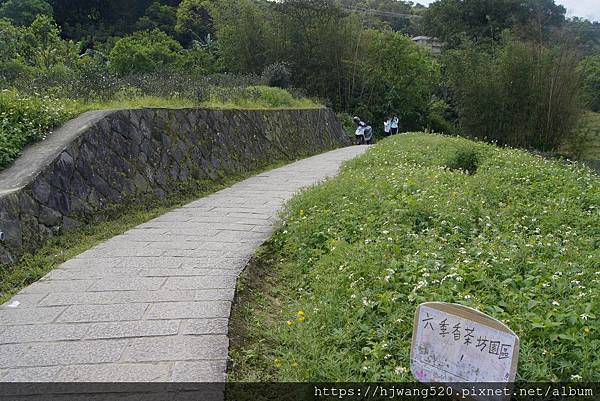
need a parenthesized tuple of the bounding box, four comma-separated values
(229, 133, 600, 382)
(0, 162, 290, 304)
(202, 86, 321, 110)
(0, 87, 321, 171)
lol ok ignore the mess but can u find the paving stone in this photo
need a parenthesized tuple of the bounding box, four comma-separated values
(172, 360, 227, 382)
(137, 268, 238, 277)
(180, 258, 245, 270)
(79, 247, 166, 258)
(0, 366, 61, 382)
(88, 277, 166, 292)
(163, 276, 236, 290)
(179, 319, 228, 335)
(0, 293, 47, 308)
(56, 303, 149, 323)
(44, 267, 142, 280)
(148, 242, 201, 250)
(20, 280, 96, 294)
(1, 323, 89, 343)
(0, 306, 66, 325)
(194, 289, 235, 302)
(58, 258, 123, 269)
(39, 290, 198, 306)
(85, 320, 180, 339)
(0, 339, 129, 368)
(145, 301, 231, 320)
(121, 335, 228, 363)
(56, 362, 173, 382)
(161, 249, 226, 258)
(118, 257, 184, 268)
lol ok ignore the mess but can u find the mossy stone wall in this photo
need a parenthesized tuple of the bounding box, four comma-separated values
(0, 107, 350, 264)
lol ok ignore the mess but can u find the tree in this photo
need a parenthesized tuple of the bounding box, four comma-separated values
(564, 17, 600, 56)
(0, 19, 32, 81)
(19, 15, 79, 70)
(445, 36, 581, 150)
(356, 30, 441, 127)
(210, 0, 268, 73)
(0, 0, 53, 26)
(177, 43, 218, 75)
(175, 0, 213, 46)
(109, 29, 184, 75)
(422, 0, 566, 48)
(135, 2, 178, 38)
(270, 0, 350, 102)
(0, 18, 23, 62)
(578, 55, 600, 112)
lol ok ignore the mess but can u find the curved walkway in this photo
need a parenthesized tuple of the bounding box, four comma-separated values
(0, 145, 368, 382)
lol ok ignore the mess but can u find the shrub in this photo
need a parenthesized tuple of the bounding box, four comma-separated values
(261, 62, 291, 89)
(444, 146, 481, 174)
(426, 112, 459, 136)
(0, 60, 35, 83)
(108, 29, 184, 75)
(336, 112, 356, 139)
(177, 44, 218, 75)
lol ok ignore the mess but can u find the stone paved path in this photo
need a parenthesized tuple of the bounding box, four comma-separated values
(0, 146, 368, 383)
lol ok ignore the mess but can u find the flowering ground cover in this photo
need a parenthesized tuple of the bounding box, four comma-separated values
(228, 133, 599, 382)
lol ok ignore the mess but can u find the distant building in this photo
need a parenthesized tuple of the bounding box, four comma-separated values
(412, 36, 443, 55)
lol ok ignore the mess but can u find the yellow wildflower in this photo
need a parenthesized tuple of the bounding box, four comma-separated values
(274, 358, 283, 368)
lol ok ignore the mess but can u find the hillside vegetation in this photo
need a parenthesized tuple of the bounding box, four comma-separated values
(229, 133, 600, 382)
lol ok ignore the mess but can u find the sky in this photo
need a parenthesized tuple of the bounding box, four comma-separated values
(416, 0, 600, 22)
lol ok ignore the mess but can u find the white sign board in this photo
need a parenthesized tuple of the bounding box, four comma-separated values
(411, 302, 519, 386)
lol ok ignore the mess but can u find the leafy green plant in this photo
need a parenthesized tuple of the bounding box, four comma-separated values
(445, 146, 482, 174)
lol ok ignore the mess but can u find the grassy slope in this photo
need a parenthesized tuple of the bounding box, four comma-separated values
(229, 133, 600, 382)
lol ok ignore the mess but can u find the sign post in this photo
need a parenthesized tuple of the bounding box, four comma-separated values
(411, 302, 519, 400)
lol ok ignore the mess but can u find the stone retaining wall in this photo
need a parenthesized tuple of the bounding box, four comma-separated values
(0, 107, 350, 264)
